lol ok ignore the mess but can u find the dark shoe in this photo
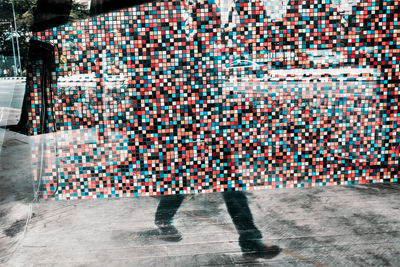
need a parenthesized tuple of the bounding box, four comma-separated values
(157, 224, 182, 242)
(241, 240, 281, 259)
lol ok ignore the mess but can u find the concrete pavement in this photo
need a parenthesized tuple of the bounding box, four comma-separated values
(0, 78, 25, 128)
(0, 78, 25, 110)
(0, 129, 399, 266)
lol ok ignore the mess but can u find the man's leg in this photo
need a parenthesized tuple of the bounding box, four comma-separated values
(155, 194, 185, 226)
(154, 194, 185, 242)
(222, 191, 262, 242)
(222, 191, 281, 258)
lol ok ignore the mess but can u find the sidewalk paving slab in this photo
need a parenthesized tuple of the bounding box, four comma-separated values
(1, 130, 400, 266)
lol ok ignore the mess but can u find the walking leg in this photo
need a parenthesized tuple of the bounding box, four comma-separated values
(155, 194, 185, 227)
(222, 190, 281, 258)
(222, 191, 262, 242)
(154, 194, 185, 242)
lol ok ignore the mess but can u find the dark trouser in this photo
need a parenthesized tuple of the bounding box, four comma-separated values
(155, 191, 262, 242)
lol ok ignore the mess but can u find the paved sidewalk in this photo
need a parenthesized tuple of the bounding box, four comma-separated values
(1, 130, 400, 266)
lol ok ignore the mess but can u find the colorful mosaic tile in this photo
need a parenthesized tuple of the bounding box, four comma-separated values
(29, 0, 399, 199)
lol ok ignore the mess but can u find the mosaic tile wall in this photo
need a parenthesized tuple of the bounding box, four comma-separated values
(29, 0, 399, 199)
